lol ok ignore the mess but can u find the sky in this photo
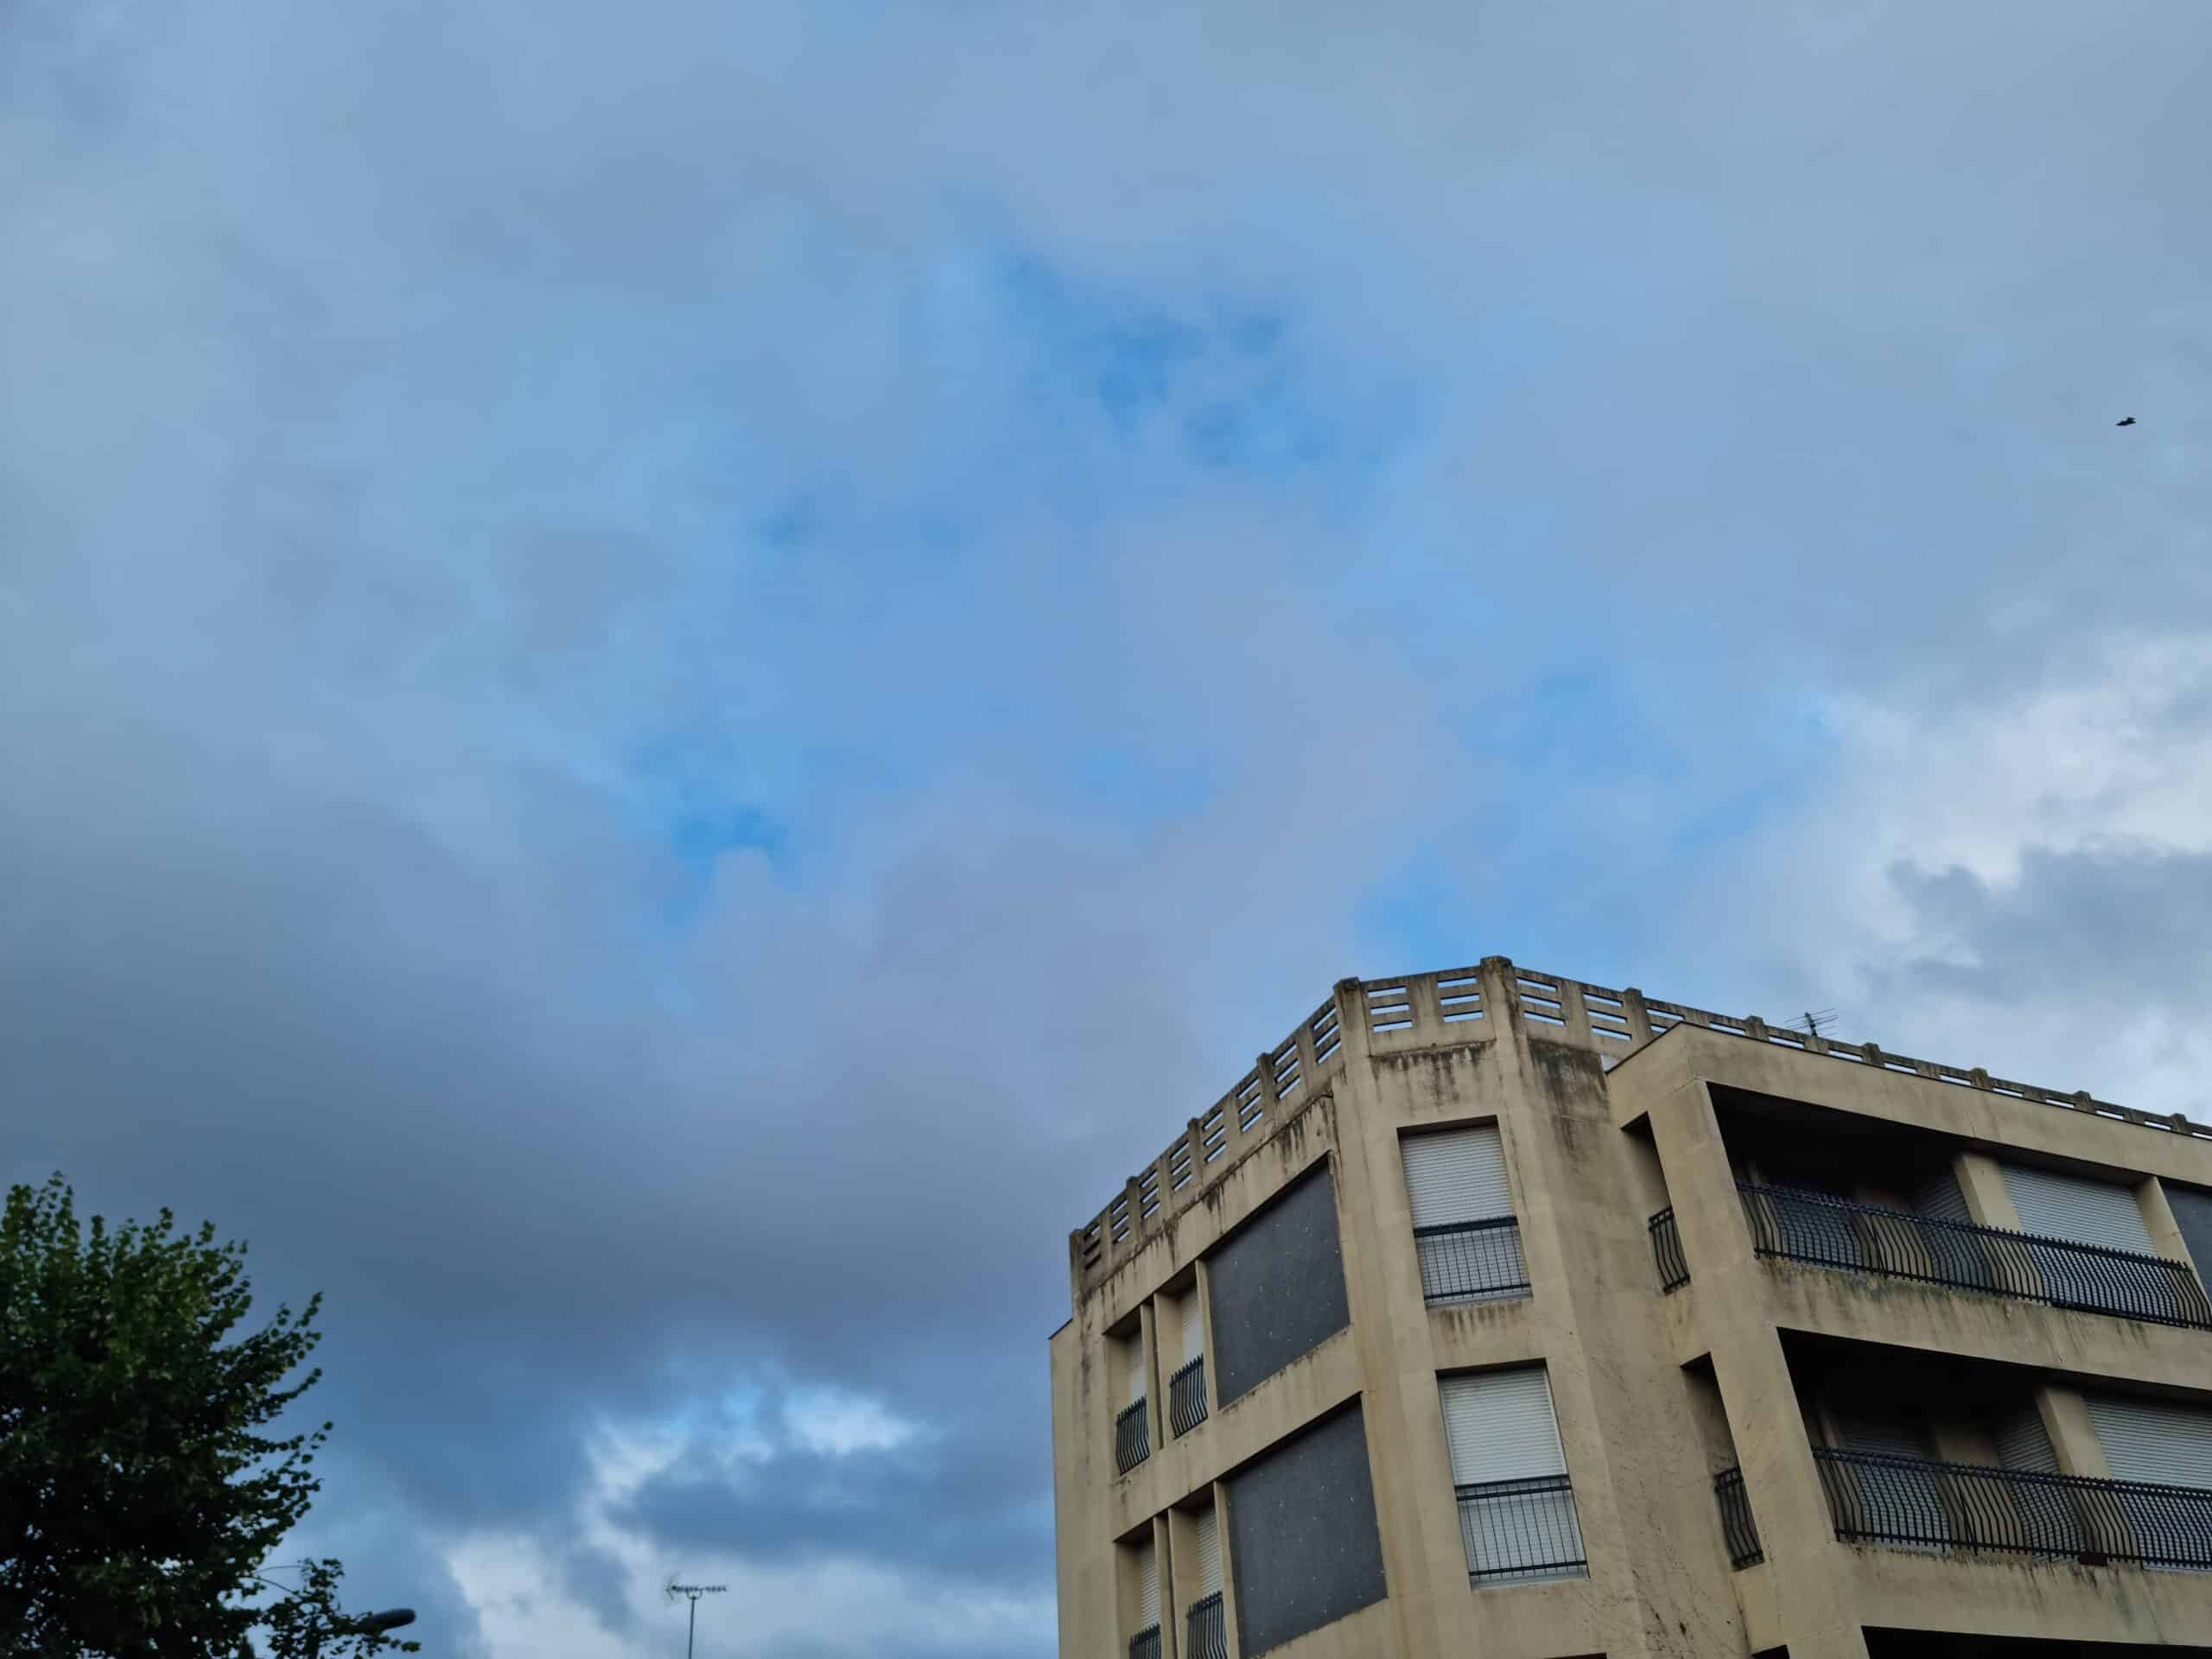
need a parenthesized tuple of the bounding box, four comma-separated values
(3, 1, 2209, 1653)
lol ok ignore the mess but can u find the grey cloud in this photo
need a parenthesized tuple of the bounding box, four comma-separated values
(7, 2, 2212, 1654)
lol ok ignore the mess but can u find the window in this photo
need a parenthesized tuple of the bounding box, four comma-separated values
(1438, 1367, 1586, 1582)
(1401, 1126, 1529, 1305)
(2084, 1393, 2212, 1572)
(1129, 1534, 1161, 1658)
(1168, 1287, 1207, 1436)
(1185, 1504, 1227, 1659)
(1115, 1330, 1150, 1474)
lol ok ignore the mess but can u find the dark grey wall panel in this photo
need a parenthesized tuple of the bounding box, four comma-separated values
(2170, 1184, 2212, 1290)
(1225, 1403, 1386, 1656)
(1207, 1162, 1349, 1405)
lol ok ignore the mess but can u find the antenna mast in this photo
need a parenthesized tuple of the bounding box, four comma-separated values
(664, 1577, 728, 1659)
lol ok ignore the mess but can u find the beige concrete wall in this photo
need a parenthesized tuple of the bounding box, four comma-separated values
(1057, 966, 2212, 1659)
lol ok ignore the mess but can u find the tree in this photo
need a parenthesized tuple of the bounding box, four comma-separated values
(0, 1174, 419, 1656)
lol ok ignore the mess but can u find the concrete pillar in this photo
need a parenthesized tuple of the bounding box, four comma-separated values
(1954, 1151, 2024, 1230)
(2136, 1175, 2190, 1263)
(1212, 1479, 1243, 1659)
(1316, 976, 1459, 1659)
(1646, 1077, 1868, 1659)
(1153, 1513, 1179, 1659)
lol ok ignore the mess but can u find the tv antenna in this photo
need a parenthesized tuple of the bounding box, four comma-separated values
(1789, 1007, 1838, 1039)
(663, 1574, 728, 1659)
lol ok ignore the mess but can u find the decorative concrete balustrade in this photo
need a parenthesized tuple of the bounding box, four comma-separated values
(1070, 957, 2212, 1295)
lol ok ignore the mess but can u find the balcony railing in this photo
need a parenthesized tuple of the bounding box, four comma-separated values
(1168, 1357, 1208, 1436)
(1713, 1465, 1764, 1567)
(1115, 1399, 1150, 1474)
(1128, 1623, 1162, 1659)
(1815, 1447, 2212, 1570)
(1738, 1182, 2212, 1330)
(1455, 1474, 1587, 1583)
(1185, 1592, 1228, 1659)
(1649, 1207, 1689, 1293)
(1414, 1217, 1531, 1306)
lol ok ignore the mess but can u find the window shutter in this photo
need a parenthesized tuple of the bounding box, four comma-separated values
(1137, 1535, 1159, 1629)
(1995, 1406, 2060, 1473)
(1182, 1291, 1204, 1364)
(1195, 1504, 1222, 1598)
(1401, 1126, 1513, 1228)
(2087, 1395, 2212, 1491)
(1912, 1169, 1974, 1225)
(2003, 1166, 2158, 1255)
(1439, 1367, 1567, 1484)
(1836, 1414, 1927, 1460)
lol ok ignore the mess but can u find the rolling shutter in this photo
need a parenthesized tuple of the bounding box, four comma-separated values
(1835, 1412, 1942, 1551)
(2087, 1395, 2212, 1491)
(1912, 1169, 1974, 1225)
(1402, 1127, 1514, 1228)
(2003, 1166, 2157, 1255)
(1838, 1414, 1927, 1460)
(1439, 1367, 1567, 1484)
(1912, 1166, 1996, 1287)
(1195, 1505, 1222, 1598)
(1136, 1535, 1159, 1629)
(1996, 1406, 2060, 1473)
(1182, 1290, 1205, 1363)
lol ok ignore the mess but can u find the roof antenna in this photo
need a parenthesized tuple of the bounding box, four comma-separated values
(1789, 1008, 1837, 1039)
(664, 1575, 728, 1659)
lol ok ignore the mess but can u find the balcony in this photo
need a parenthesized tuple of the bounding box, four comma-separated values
(1414, 1217, 1531, 1306)
(1185, 1592, 1228, 1659)
(1714, 1465, 1764, 1567)
(1815, 1447, 2212, 1570)
(1168, 1357, 1208, 1436)
(1128, 1623, 1162, 1659)
(1738, 1183, 2212, 1331)
(1455, 1474, 1587, 1583)
(1115, 1400, 1150, 1474)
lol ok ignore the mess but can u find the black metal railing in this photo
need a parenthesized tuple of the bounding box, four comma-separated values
(1713, 1465, 1764, 1567)
(1167, 1356, 1207, 1436)
(1414, 1217, 1531, 1305)
(1185, 1592, 1228, 1659)
(1738, 1182, 2212, 1330)
(1456, 1474, 1587, 1582)
(1128, 1623, 1161, 1659)
(1815, 1447, 2212, 1569)
(1649, 1207, 1689, 1292)
(1115, 1399, 1150, 1474)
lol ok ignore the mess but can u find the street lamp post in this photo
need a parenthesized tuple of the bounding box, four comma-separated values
(305, 1607, 416, 1657)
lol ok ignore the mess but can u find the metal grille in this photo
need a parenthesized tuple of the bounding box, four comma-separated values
(1649, 1207, 1689, 1292)
(1738, 1182, 2212, 1329)
(1455, 1474, 1587, 1582)
(1115, 1399, 1150, 1474)
(1184, 1593, 1228, 1659)
(1814, 1447, 2212, 1568)
(1128, 1624, 1161, 1659)
(1414, 1217, 1531, 1305)
(1713, 1466, 1764, 1567)
(1168, 1357, 1208, 1437)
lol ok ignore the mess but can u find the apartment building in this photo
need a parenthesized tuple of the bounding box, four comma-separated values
(1048, 959, 2212, 1659)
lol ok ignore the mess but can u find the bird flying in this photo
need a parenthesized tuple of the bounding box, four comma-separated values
(2117, 416, 2137, 426)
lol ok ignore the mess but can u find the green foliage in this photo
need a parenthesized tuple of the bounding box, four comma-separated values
(0, 1174, 415, 1656)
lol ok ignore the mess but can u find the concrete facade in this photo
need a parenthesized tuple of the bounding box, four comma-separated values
(1049, 959, 2212, 1659)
